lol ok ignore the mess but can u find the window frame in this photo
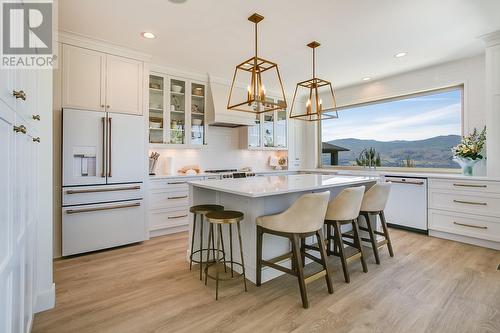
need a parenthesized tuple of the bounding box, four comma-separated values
(318, 85, 465, 172)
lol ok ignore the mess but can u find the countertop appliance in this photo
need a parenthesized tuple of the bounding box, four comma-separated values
(205, 169, 256, 179)
(383, 176, 428, 233)
(62, 108, 146, 256)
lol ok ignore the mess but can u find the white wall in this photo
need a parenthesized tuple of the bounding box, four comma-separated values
(317, 54, 487, 174)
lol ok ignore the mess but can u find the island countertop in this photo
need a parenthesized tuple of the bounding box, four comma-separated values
(188, 174, 378, 198)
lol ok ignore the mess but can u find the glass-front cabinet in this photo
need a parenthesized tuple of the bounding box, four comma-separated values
(241, 96, 288, 150)
(148, 73, 207, 146)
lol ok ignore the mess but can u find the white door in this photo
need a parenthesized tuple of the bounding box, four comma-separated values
(62, 109, 107, 186)
(105, 55, 143, 115)
(107, 112, 145, 184)
(0, 68, 16, 110)
(62, 44, 106, 112)
(14, 69, 38, 125)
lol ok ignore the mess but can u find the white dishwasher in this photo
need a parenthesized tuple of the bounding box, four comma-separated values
(383, 176, 428, 233)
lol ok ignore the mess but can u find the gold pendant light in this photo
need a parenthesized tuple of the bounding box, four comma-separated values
(227, 13, 287, 114)
(289, 41, 338, 121)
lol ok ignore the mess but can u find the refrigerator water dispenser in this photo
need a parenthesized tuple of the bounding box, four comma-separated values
(73, 147, 97, 177)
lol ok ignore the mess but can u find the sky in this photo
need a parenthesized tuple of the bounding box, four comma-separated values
(322, 89, 462, 142)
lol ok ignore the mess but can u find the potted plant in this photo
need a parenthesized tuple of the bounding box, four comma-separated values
(452, 127, 486, 176)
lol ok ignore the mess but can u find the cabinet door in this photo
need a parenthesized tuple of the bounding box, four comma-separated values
(14, 69, 38, 125)
(0, 68, 16, 111)
(168, 78, 187, 144)
(189, 82, 206, 145)
(263, 111, 275, 148)
(275, 108, 287, 148)
(148, 74, 166, 144)
(107, 112, 145, 184)
(291, 119, 305, 168)
(105, 55, 143, 115)
(248, 114, 261, 148)
(62, 44, 106, 112)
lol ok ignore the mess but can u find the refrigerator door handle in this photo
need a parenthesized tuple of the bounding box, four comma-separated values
(101, 117, 106, 178)
(108, 117, 112, 177)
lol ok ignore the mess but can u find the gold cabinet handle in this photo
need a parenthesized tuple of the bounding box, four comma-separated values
(32, 114, 41, 121)
(106, 105, 110, 108)
(167, 195, 188, 200)
(453, 183, 487, 188)
(168, 214, 188, 219)
(13, 125, 27, 134)
(66, 202, 140, 214)
(453, 199, 487, 206)
(66, 185, 141, 194)
(453, 221, 487, 229)
(32, 137, 40, 143)
(13, 90, 26, 100)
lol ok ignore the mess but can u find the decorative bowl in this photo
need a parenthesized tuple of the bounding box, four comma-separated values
(172, 85, 183, 93)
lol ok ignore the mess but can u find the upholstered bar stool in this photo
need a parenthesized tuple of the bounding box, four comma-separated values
(358, 183, 394, 264)
(324, 186, 367, 283)
(256, 191, 333, 309)
(204, 210, 247, 300)
(189, 204, 225, 280)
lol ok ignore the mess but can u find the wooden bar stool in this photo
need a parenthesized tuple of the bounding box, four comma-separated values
(324, 186, 367, 283)
(256, 191, 333, 309)
(189, 204, 225, 280)
(204, 210, 247, 300)
(358, 183, 394, 264)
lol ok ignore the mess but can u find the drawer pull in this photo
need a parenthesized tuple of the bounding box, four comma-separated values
(66, 185, 141, 194)
(453, 221, 487, 229)
(167, 181, 187, 185)
(66, 202, 140, 214)
(168, 214, 188, 219)
(453, 183, 487, 188)
(168, 195, 188, 200)
(453, 199, 487, 206)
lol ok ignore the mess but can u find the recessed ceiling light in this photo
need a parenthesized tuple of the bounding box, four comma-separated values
(362, 77, 372, 81)
(394, 52, 407, 58)
(168, 0, 187, 3)
(141, 32, 156, 39)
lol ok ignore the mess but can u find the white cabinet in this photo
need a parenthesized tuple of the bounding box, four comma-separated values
(105, 55, 143, 115)
(1, 97, 40, 333)
(289, 119, 306, 169)
(62, 44, 143, 115)
(240, 97, 288, 151)
(0, 68, 17, 111)
(62, 45, 106, 112)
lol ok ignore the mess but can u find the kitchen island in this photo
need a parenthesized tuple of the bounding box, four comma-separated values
(188, 174, 378, 283)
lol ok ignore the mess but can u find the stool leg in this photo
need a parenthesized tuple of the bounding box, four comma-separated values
(256, 226, 263, 287)
(300, 237, 306, 267)
(199, 214, 204, 280)
(211, 224, 216, 259)
(326, 223, 332, 256)
(333, 221, 350, 283)
(189, 213, 197, 271)
(215, 224, 221, 300)
(292, 234, 308, 308)
(229, 224, 234, 277)
(380, 211, 394, 257)
(204, 223, 213, 286)
(317, 230, 334, 294)
(363, 212, 380, 264)
(353, 220, 368, 273)
(236, 221, 247, 292)
(219, 224, 227, 273)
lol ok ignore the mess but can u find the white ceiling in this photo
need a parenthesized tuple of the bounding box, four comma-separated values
(58, 0, 500, 90)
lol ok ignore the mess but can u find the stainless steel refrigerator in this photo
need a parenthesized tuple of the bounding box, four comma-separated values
(62, 108, 147, 256)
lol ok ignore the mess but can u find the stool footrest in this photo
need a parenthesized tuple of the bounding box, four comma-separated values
(204, 261, 245, 281)
(303, 252, 323, 265)
(304, 270, 327, 285)
(374, 230, 386, 236)
(261, 260, 296, 276)
(266, 252, 293, 265)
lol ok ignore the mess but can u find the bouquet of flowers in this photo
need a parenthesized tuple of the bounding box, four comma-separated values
(452, 127, 486, 160)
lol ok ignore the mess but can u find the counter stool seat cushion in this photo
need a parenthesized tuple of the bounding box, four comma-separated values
(360, 183, 391, 213)
(206, 210, 244, 224)
(190, 204, 224, 215)
(325, 186, 366, 222)
(256, 191, 331, 234)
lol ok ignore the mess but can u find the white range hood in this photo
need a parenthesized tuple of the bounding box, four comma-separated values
(206, 76, 256, 127)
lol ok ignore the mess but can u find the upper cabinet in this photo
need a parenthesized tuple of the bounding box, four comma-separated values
(240, 96, 288, 150)
(148, 73, 207, 147)
(62, 44, 143, 115)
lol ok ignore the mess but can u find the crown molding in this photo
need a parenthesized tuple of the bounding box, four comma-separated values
(55, 30, 152, 62)
(480, 30, 500, 47)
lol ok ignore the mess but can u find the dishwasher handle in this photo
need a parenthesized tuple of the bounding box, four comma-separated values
(385, 178, 425, 186)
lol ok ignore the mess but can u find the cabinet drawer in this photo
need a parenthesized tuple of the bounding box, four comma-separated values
(149, 209, 190, 231)
(429, 190, 500, 217)
(149, 177, 203, 191)
(428, 209, 500, 242)
(428, 178, 500, 194)
(150, 190, 189, 210)
(63, 184, 143, 206)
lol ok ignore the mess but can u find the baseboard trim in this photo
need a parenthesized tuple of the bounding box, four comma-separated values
(387, 223, 428, 235)
(35, 283, 56, 313)
(429, 230, 500, 250)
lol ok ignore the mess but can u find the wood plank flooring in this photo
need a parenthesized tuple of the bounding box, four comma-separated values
(33, 229, 500, 333)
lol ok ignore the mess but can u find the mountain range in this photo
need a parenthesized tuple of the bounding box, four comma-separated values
(324, 135, 461, 168)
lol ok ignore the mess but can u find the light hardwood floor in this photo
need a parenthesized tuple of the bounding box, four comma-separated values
(33, 229, 500, 333)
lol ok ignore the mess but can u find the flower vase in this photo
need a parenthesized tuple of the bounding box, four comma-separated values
(453, 157, 480, 176)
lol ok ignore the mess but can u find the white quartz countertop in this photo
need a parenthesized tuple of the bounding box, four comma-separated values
(189, 174, 378, 198)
